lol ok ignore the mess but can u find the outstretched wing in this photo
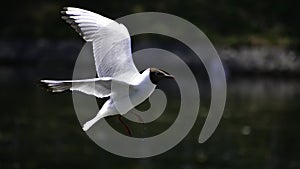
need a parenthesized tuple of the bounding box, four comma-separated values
(40, 78, 112, 98)
(61, 7, 140, 81)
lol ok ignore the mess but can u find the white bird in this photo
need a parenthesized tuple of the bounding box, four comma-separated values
(40, 7, 174, 133)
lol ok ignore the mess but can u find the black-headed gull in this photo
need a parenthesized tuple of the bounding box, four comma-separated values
(40, 7, 174, 132)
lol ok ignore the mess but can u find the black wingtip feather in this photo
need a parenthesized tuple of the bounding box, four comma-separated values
(62, 7, 68, 11)
(38, 81, 55, 92)
(60, 9, 85, 38)
(38, 80, 72, 93)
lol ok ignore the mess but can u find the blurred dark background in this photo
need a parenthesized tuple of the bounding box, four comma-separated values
(1, 0, 300, 46)
(0, 0, 300, 169)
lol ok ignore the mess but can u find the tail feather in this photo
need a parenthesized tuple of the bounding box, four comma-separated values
(83, 99, 116, 131)
(83, 117, 100, 131)
(39, 80, 72, 92)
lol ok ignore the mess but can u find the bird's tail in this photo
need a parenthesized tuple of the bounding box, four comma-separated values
(83, 116, 101, 131)
(39, 80, 72, 92)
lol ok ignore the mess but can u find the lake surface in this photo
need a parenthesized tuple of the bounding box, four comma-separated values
(0, 64, 299, 169)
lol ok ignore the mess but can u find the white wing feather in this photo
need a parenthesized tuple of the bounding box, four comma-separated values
(61, 7, 140, 81)
(41, 78, 112, 98)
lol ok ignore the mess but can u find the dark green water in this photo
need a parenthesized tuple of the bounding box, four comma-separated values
(0, 66, 300, 169)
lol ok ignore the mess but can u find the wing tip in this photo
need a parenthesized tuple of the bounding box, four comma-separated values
(38, 80, 55, 92)
(61, 7, 70, 14)
(38, 80, 71, 93)
(61, 7, 87, 14)
(60, 7, 90, 41)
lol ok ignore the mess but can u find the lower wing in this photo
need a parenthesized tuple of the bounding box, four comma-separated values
(40, 77, 113, 98)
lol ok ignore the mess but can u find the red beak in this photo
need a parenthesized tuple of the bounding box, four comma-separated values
(166, 75, 175, 79)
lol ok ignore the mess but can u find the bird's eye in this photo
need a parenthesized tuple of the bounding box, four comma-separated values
(156, 72, 163, 76)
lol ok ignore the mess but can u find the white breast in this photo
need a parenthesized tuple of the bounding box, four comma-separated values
(130, 68, 156, 105)
(109, 68, 156, 115)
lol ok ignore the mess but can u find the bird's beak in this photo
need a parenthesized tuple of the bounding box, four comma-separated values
(166, 74, 175, 79)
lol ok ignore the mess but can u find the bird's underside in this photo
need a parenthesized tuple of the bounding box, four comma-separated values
(40, 68, 156, 133)
(40, 78, 147, 135)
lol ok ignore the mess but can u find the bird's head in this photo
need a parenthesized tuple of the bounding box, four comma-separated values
(149, 68, 175, 85)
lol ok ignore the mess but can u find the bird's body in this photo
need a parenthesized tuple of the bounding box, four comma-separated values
(82, 69, 156, 131)
(40, 7, 174, 132)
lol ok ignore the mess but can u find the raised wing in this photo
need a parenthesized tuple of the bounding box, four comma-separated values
(61, 7, 140, 81)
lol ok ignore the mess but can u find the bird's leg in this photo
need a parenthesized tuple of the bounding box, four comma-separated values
(117, 115, 132, 136)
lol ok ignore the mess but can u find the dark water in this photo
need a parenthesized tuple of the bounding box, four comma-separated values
(0, 65, 299, 169)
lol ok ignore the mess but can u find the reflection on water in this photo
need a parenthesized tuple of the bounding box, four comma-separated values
(0, 66, 300, 169)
